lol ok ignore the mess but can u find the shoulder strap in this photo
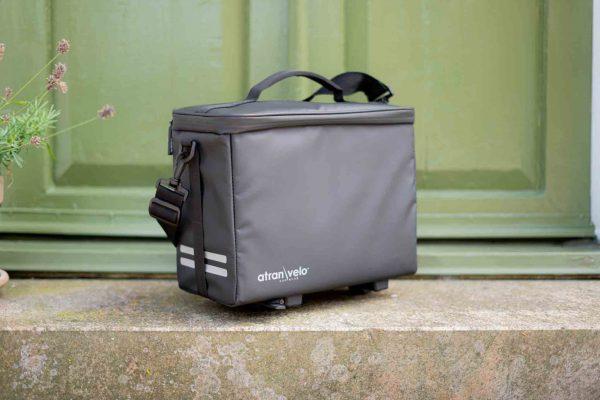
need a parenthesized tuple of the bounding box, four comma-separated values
(149, 142, 196, 244)
(304, 71, 393, 103)
(149, 141, 207, 296)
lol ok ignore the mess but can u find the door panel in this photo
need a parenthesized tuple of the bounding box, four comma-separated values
(346, 0, 593, 237)
(366, 1, 545, 192)
(0, 0, 593, 238)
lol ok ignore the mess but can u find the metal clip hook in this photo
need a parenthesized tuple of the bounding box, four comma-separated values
(171, 141, 197, 185)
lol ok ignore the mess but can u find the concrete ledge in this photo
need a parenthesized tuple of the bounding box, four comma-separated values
(1, 279, 599, 399)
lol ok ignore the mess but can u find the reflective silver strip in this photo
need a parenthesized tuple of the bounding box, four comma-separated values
(180, 257, 227, 277)
(206, 264, 228, 277)
(204, 251, 227, 264)
(179, 245, 194, 256)
(180, 257, 195, 269)
(180, 246, 226, 264)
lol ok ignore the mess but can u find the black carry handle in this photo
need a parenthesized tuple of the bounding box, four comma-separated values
(246, 70, 345, 102)
(304, 72, 393, 103)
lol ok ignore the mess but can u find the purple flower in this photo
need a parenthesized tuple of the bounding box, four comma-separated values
(3, 87, 12, 100)
(56, 39, 70, 55)
(97, 104, 116, 120)
(30, 136, 42, 147)
(52, 63, 67, 80)
(58, 81, 68, 94)
(46, 76, 58, 91)
(0, 43, 5, 62)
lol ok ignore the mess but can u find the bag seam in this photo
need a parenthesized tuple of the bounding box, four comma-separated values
(173, 108, 413, 118)
(229, 134, 239, 305)
(197, 100, 255, 113)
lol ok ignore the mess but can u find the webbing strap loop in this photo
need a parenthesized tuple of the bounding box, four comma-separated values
(148, 142, 197, 244)
(304, 71, 393, 104)
(148, 140, 208, 296)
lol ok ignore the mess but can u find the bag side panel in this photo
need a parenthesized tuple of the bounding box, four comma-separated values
(232, 124, 416, 305)
(172, 130, 237, 306)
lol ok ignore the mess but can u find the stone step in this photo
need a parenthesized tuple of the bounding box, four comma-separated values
(1, 279, 599, 399)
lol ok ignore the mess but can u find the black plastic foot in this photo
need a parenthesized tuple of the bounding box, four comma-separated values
(349, 279, 389, 294)
(262, 294, 303, 310)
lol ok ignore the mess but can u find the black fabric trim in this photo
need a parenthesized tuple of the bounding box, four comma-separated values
(229, 134, 239, 305)
(189, 147, 207, 296)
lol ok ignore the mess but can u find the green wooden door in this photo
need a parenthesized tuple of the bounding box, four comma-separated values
(0, 0, 594, 239)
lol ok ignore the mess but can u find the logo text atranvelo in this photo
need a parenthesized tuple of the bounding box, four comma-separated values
(258, 266, 310, 283)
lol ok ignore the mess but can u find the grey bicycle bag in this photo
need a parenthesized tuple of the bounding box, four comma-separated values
(149, 70, 416, 308)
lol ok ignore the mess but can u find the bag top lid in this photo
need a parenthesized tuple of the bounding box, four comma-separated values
(172, 70, 414, 134)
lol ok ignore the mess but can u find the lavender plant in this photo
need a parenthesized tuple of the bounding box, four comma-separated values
(0, 39, 115, 174)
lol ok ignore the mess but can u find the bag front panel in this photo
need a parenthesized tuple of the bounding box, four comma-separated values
(231, 124, 416, 305)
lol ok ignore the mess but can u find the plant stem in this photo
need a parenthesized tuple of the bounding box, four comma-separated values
(0, 115, 96, 153)
(36, 90, 50, 104)
(0, 54, 59, 111)
(0, 111, 96, 154)
(45, 116, 97, 140)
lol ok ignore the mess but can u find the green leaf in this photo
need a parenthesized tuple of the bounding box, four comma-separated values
(45, 142, 56, 160)
(13, 154, 23, 168)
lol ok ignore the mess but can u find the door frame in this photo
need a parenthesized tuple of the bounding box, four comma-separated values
(592, 0, 600, 240)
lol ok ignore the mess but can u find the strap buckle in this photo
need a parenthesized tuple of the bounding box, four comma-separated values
(149, 197, 181, 226)
(148, 142, 197, 227)
(372, 89, 393, 103)
(172, 142, 197, 185)
(149, 180, 189, 226)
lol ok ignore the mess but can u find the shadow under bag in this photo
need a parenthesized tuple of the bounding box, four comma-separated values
(149, 70, 416, 308)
